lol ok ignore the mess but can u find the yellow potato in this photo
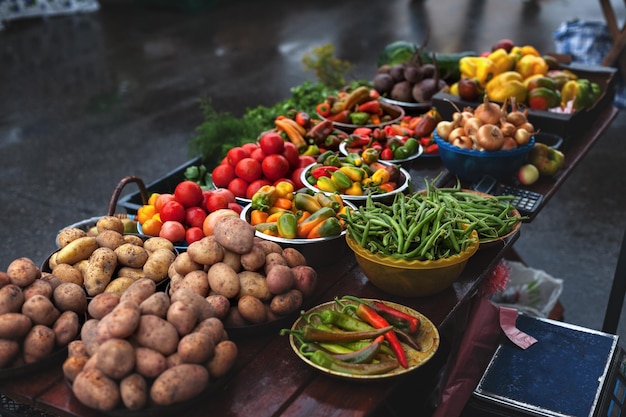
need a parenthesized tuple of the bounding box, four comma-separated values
(96, 216, 124, 235)
(150, 364, 209, 406)
(104, 277, 136, 297)
(187, 236, 224, 266)
(115, 243, 149, 268)
(238, 271, 271, 301)
(83, 247, 118, 296)
(55, 236, 98, 265)
(51, 263, 84, 286)
(207, 262, 240, 298)
(143, 237, 174, 254)
(143, 248, 175, 283)
(57, 227, 87, 248)
(96, 230, 125, 251)
(206, 340, 238, 379)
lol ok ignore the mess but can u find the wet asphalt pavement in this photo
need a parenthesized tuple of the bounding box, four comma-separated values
(1, 0, 626, 342)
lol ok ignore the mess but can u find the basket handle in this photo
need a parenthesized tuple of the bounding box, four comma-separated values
(107, 176, 149, 216)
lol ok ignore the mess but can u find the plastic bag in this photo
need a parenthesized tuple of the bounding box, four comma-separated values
(491, 260, 564, 318)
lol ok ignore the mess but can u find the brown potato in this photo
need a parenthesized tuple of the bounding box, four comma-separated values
(172, 252, 203, 276)
(23, 324, 56, 364)
(167, 301, 199, 336)
(206, 340, 238, 378)
(143, 248, 176, 283)
(23, 279, 53, 300)
(80, 318, 101, 356)
(134, 315, 179, 356)
(237, 295, 267, 324)
(143, 236, 174, 254)
(179, 270, 210, 297)
(170, 288, 215, 322)
(269, 289, 303, 316)
(88, 292, 120, 320)
(120, 278, 156, 305)
(55, 236, 98, 265)
(40, 274, 62, 292)
(115, 243, 149, 268)
(237, 270, 271, 300)
(72, 368, 121, 411)
(187, 236, 224, 266)
(67, 340, 89, 359)
(0, 313, 32, 340)
(57, 227, 87, 248)
(221, 250, 241, 273)
(213, 216, 255, 254)
(264, 252, 288, 275)
(0, 271, 11, 289)
(207, 262, 240, 298)
(51, 263, 84, 286)
(194, 317, 225, 345)
(96, 300, 141, 342)
(291, 265, 318, 298)
(116, 267, 146, 281)
(96, 230, 125, 251)
(135, 347, 168, 378)
(139, 292, 170, 318)
(104, 277, 136, 296)
(96, 216, 125, 234)
(0, 284, 24, 315)
(22, 294, 60, 326)
(53, 310, 80, 346)
(120, 373, 148, 411)
(62, 355, 89, 382)
(150, 364, 209, 406)
(223, 306, 246, 327)
(265, 264, 295, 295)
(282, 247, 308, 267)
(53, 282, 88, 314)
(83, 247, 118, 296)
(240, 244, 266, 272)
(254, 238, 283, 255)
(96, 338, 136, 379)
(205, 294, 230, 320)
(123, 234, 144, 246)
(0, 338, 20, 368)
(177, 331, 214, 364)
(7, 257, 40, 287)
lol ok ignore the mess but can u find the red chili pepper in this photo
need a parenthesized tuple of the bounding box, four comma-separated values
(425, 143, 439, 154)
(347, 134, 371, 147)
(295, 111, 311, 128)
(316, 102, 331, 117)
(353, 127, 373, 136)
(357, 100, 381, 114)
(353, 303, 408, 368)
(327, 110, 351, 124)
(380, 148, 394, 160)
(311, 165, 340, 179)
(383, 125, 395, 136)
(419, 137, 432, 147)
(370, 300, 420, 334)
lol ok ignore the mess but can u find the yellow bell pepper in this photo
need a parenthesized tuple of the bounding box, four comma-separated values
(515, 55, 549, 79)
(449, 82, 459, 96)
(520, 45, 541, 57)
(487, 48, 515, 75)
(485, 71, 527, 103)
(459, 56, 495, 87)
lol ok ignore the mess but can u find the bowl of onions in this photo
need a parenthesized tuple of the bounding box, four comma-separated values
(433, 96, 536, 182)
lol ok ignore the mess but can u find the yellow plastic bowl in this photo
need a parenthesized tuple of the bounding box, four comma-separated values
(346, 231, 480, 297)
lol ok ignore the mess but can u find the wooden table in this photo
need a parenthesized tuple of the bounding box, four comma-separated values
(0, 105, 618, 417)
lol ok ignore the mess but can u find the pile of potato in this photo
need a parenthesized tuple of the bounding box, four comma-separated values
(64, 277, 239, 411)
(0, 257, 87, 368)
(50, 216, 177, 297)
(169, 216, 318, 326)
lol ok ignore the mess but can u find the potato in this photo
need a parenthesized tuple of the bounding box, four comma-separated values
(240, 244, 266, 272)
(264, 252, 288, 275)
(139, 292, 170, 318)
(23, 324, 56, 364)
(96, 230, 125, 250)
(179, 270, 210, 297)
(291, 265, 318, 298)
(135, 347, 167, 378)
(143, 236, 174, 254)
(120, 278, 156, 305)
(166, 352, 184, 368)
(143, 248, 175, 283)
(187, 236, 224, 266)
(57, 227, 87, 248)
(194, 317, 226, 345)
(207, 262, 240, 298)
(63, 355, 89, 382)
(177, 331, 214, 364)
(96, 300, 141, 342)
(265, 264, 295, 295)
(72, 368, 120, 411)
(237, 295, 267, 324)
(221, 250, 241, 272)
(223, 306, 247, 327)
(213, 216, 255, 254)
(53, 282, 88, 314)
(7, 257, 40, 287)
(22, 294, 60, 326)
(205, 294, 230, 320)
(104, 277, 137, 296)
(23, 279, 53, 300)
(96, 338, 136, 379)
(270, 289, 303, 316)
(53, 310, 80, 346)
(170, 288, 215, 322)
(83, 247, 118, 296)
(0, 339, 20, 368)
(115, 243, 149, 268)
(40, 274, 62, 292)
(254, 238, 283, 255)
(116, 267, 146, 281)
(236, 271, 270, 301)
(68, 340, 89, 359)
(0, 271, 11, 289)
(0, 313, 31, 340)
(134, 314, 179, 356)
(0, 284, 24, 315)
(150, 364, 209, 406)
(80, 318, 101, 356)
(167, 301, 199, 336)
(120, 373, 148, 411)
(51, 263, 84, 286)
(172, 252, 202, 276)
(88, 292, 120, 319)
(206, 340, 238, 378)
(123, 234, 144, 246)
(282, 247, 308, 267)
(55, 236, 98, 265)
(96, 215, 124, 234)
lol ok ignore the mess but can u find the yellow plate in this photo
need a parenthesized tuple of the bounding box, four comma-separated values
(288, 299, 440, 381)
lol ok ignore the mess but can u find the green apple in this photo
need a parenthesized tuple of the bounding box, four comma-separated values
(517, 164, 540, 185)
(122, 218, 138, 234)
(527, 143, 564, 176)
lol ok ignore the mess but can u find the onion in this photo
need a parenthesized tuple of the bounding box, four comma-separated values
(463, 117, 482, 136)
(474, 95, 502, 125)
(448, 127, 465, 144)
(452, 135, 473, 149)
(476, 124, 504, 151)
(514, 128, 531, 146)
(499, 121, 517, 137)
(436, 121, 454, 140)
(517, 122, 535, 133)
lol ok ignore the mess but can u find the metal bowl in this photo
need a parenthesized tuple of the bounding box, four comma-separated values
(338, 140, 423, 166)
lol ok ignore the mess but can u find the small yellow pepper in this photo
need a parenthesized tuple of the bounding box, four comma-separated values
(459, 56, 496, 87)
(487, 48, 515, 75)
(370, 168, 391, 185)
(485, 71, 527, 103)
(344, 181, 363, 196)
(515, 55, 549, 79)
(275, 181, 294, 200)
(520, 45, 541, 57)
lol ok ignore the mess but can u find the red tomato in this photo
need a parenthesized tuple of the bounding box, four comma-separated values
(235, 157, 262, 183)
(159, 221, 186, 243)
(185, 206, 207, 229)
(174, 180, 203, 208)
(246, 179, 271, 199)
(227, 146, 250, 166)
(211, 164, 235, 188)
(282, 142, 300, 169)
(291, 167, 306, 190)
(259, 132, 285, 155)
(205, 192, 229, 213)
(154, 193, 175, 213)
(228, 177, 249, 199)
(297, 155, 317, 168)
(241, 142, 259, 154)
(228, 202, 243, 214)
(262, 154, 290, 182)
(212, 188, 236, 204)
(185, 227, 205, 245)
(160, 200, 186, 223)
(250, 147, 266, 163)
(201, 190, 214, 208)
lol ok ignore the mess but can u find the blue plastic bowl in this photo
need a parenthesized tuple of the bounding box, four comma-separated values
(434, 132, 535, 182)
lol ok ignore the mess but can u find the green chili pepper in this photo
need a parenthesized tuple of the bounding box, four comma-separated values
(308, 350, 399, 375)
(281, 324, 393, 343)
(349, 111, 371, 126)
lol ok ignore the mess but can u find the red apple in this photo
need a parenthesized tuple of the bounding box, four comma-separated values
(517, 164, 540, 185)
(491, 38, 515, 53)
(527, 143, 565, 176)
